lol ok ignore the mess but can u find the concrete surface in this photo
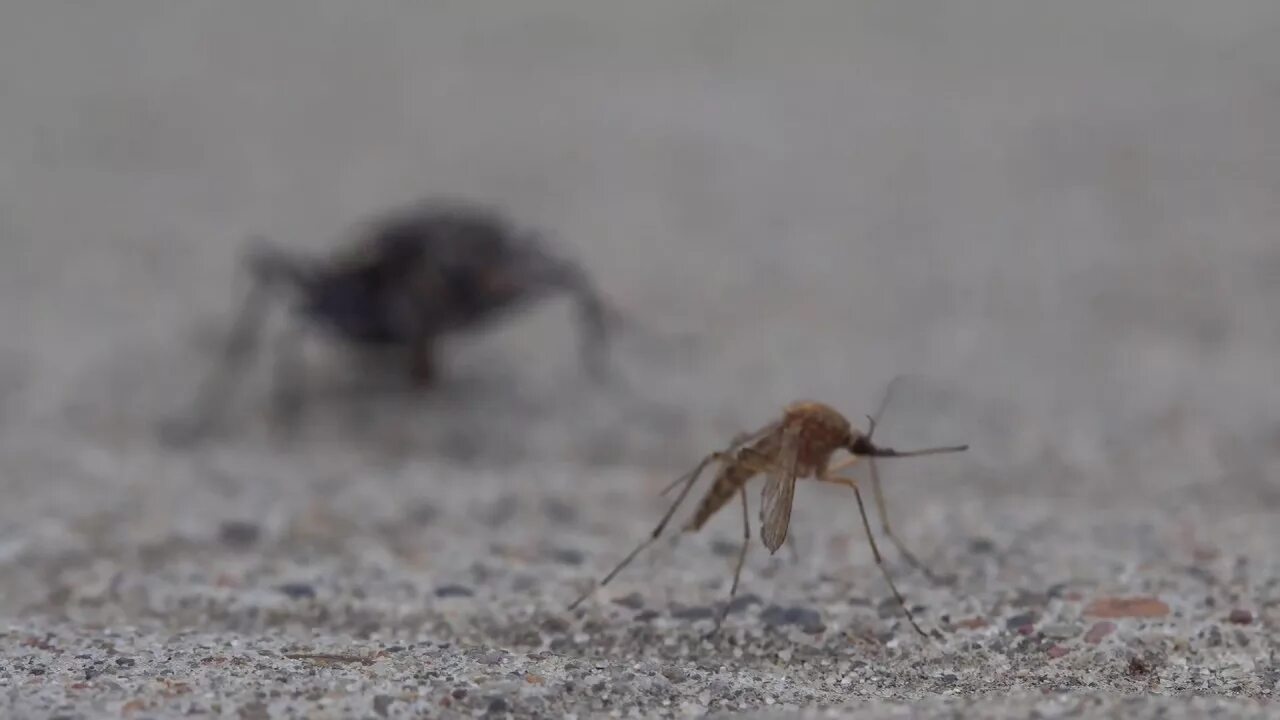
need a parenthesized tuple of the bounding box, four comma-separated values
(2, 1, 1280, 717)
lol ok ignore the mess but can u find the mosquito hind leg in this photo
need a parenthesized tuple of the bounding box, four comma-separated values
(568, 448, 729, 611)
(820, 473, 929, 639)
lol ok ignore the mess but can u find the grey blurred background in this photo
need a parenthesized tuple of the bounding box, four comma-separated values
(2, 1, 1279, 714)
(3, 1, 1278, 489)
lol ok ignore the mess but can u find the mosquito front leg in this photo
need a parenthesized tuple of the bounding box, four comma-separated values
(160, 274, 275, 446)
(268, 321, 307, 438)
(819, 473, 929, 639)
(707, 486, 751, 638)
(825, 454, 946, 584)
(867, 457, 949, 584)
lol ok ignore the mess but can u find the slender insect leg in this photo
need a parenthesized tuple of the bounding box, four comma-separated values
(708, 486, 752, 637)
(825, 456, 946, 583)
(408, 335, 438, 388)
(820, 474, 928, 638)
(867, 456, 947, 584)
(161, 277, 274, 445)
(268, 321, 307, 436)
(567, 450, 728, 611)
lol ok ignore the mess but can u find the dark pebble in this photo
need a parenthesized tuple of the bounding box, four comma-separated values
(1207, 625, 1224, 647)
(510, 574, 539, 592)
(541, 616, 570, 634)
(541, 498, 578, 525)
(1084, 621, 1116, 644)
(612, 592, 645, 610)
(452, 688, 468, 700)
(634, 610, 660, 623)
(662, 666, 688, 683)
(479, 496, 519, 527)
(277, 583, 316, 600)
(671, 605, 715, 621)
(115, 657, 135, 667)
(486, 696, 509, 713)
(1011, 590, 1046, 608)
(726, 593, 762, 614)
(435, 585, 474, 598)
(218, 520, 261, 548)
(1228, 609, 1253, 625)
(710, 540, 740, 558)
(550, 548, 584, 566)
(373, 694, 395, 717)
(877, 597, 902, 619)
(1005, 611, 1038, 631)
(969, 537, 997, 553)
(761, 605, 824, 632)
(406, 501, 438, 525)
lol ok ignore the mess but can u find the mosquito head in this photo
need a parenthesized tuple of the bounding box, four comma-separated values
(848, 431, 969, 459)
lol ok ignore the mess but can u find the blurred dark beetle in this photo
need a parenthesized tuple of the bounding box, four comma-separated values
(164, 198, 632, 444)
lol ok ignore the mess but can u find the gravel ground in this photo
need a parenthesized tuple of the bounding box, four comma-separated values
(3, 1, 1280, 717)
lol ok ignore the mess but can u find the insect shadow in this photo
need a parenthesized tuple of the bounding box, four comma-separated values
(160, 198, 649, 447)
(569, 376, 970, 638)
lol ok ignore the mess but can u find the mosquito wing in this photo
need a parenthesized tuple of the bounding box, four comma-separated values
(759, 420, 802, 554)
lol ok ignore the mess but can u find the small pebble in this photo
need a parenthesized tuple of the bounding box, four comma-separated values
(373, 694, 395, 718)
(1046, 644, 1070, 659)
(541, 616, 570, 634)
(541, 498, 578, 525)
(435, 584, 475, 598)
(726, 593, 762, 615)
(671, 605, 714, 621)
(710, 540, 740, 558)
(277, 583, 316, 600)
(1005, 611, 1038, 632)
(550, 548, 584, 566)
(761, 605, 824, 632)
(634, 610, 660, 623)
(969, 537, 996, 553)
(218, 520, 261, 547)
(1084, 621, 1116, 644)
(612, 593, 645, 610)
(1228, 609, 1253, 625)
(1084, 596, 1169, 619)
(661, 667, 688, 683)
(406, 501, 438, 525)
(1041, 623, 1082, 639)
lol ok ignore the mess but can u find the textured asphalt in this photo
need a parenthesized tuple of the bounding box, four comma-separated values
(2, 1, 1280, 717)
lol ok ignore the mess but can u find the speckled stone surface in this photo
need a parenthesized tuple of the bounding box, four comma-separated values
(2, 1, 1280, 717)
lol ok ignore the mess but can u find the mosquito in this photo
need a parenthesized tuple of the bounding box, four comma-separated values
(161, 198, 635, 445)
(568, 377, 969, 637)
